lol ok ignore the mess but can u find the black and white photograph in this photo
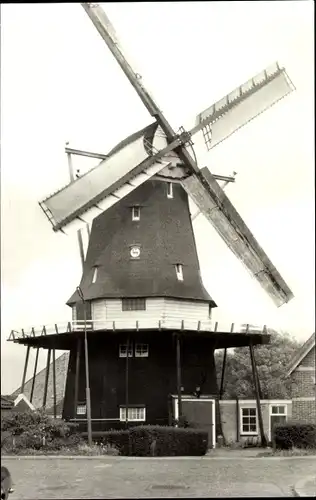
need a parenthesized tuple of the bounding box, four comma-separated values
(1, 1, 315, 498)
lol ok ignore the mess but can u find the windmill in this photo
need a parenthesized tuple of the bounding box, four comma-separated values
(9, 3, 296, 447)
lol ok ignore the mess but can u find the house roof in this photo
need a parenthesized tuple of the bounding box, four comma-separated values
(11, 352, 69, 411)
(286, 332, 315, 377)
(14, 393, 35, 411)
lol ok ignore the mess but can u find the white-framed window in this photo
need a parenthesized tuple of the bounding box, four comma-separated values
(175, 264, 183, 281)
(122, 298, 146, 311)
(120, 406, 146, 422)
(241, 407, 257, 434)
(167, 182, 173, 199)
(135, 343, 149, 358)
(270, 404, 287, 438)
(132, 206, 140, 221)
(119, 344, 133, 358)
(77, 403, 86, 415)
(92, 266, 98, 283)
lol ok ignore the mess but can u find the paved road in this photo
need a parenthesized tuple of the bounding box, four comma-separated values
(3, 456, 316, 498)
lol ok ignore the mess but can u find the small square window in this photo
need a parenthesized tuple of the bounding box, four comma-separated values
(271, 405, 286, 415)
(77, 403, 86, 415)
(135, 343, 149, 357)
(175, 264, 183, 281)
(122, 298, 146, 311)
(132, 206, 140, 221)
(167, 182, 173, 199)
(119, 344, 133, 358)
(92, 267, 98, 283)
(120, 406, 146, 422)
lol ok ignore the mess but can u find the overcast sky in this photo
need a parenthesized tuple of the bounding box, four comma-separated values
(1, 1, 314, 394)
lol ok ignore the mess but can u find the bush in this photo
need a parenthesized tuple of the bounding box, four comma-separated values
(128, 425, 208, 456)
(86, 430, 130, 456)
(87, 426, 208, 456)
(273, 422, 316, 450)
(1, 410, 81, 453)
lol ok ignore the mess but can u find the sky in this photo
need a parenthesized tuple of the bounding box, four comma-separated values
(1, 1, 314, 394)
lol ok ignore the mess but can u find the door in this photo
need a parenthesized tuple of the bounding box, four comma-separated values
(174, 398, 215, 448)
(269, 404, 287, 441)
(91, 299, 107, 329)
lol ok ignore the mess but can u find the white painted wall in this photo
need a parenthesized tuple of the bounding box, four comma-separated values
(90, 297, 211, 331)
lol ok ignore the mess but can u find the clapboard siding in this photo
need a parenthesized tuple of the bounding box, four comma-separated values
(164, 298, 209, 321)
(90, 298, 210, 326)
(72, 306, 77, 322)
(91, 299, 107, 329)
(106, 298, 165, 321)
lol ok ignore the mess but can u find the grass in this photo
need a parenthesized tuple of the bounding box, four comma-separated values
(257, 446, 316, 457)
(1, 443, 119, 456)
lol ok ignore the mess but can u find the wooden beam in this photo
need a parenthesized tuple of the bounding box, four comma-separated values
(42, 349, 51, 409)
(236, 397, 240, 442)
(82, 298, 92, 446)
(67, 151, 85, 269)
(30, 348, 40, 403)
(219, 348, 227, 400)
(182, 168, 293, 307)
(52, 349, 57, 418)
(65, 146, 108, 160)
(125, 336, 130, 429)
(249, 342, 267, 447)
(176, 334, 183, 421)
(21, 346, 30, 394)
(74, 339, 81, 419)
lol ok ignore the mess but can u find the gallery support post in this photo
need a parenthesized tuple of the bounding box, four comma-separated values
(76, 286, 92, 446)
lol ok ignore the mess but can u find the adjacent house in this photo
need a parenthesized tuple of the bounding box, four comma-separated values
(1, 393, 35, 417)
(286, 333, 316, 423)
(10, 352, 69, 417)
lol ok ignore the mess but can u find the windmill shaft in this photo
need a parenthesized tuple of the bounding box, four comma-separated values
(67, 152, 85, 268)
(65, 147, 108, 161)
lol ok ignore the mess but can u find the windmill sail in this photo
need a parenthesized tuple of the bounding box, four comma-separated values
(195, 63, 295, 150)
(182, 167, 293, 307)
(40, 123, 171, 234)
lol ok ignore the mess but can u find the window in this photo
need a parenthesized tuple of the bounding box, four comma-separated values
(120, 406, 146, 422)
(241, 407, 257, 434)
(135, 343, 149, 358)
(119, 344, 133, 358)
(92, 266, 98, 283)
(132, 206, 140, 221)
(77, 403, 86, 415)
(167, 182, 173, 199)
(175, 264, 183, 281)
(122, 298, 146, 311)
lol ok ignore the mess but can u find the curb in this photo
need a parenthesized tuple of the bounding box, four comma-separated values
(2, 454, 316, 460)
(292, 475, 316, 497)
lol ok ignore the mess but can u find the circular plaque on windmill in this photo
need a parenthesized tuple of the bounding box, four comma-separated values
(130, 246, 140, 259)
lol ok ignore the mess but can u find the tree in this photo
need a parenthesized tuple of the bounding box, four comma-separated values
(215, 329, 302, 399)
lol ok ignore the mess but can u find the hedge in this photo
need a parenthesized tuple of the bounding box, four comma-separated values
(273, 422, 316, 450)
(94, 425, 208, 456)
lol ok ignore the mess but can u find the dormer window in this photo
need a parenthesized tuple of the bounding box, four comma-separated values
(167, 182, 173, 199)
(175, 264, 183, 281)
(132, 206, 140, 221)
(92, 266, 98, 283)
